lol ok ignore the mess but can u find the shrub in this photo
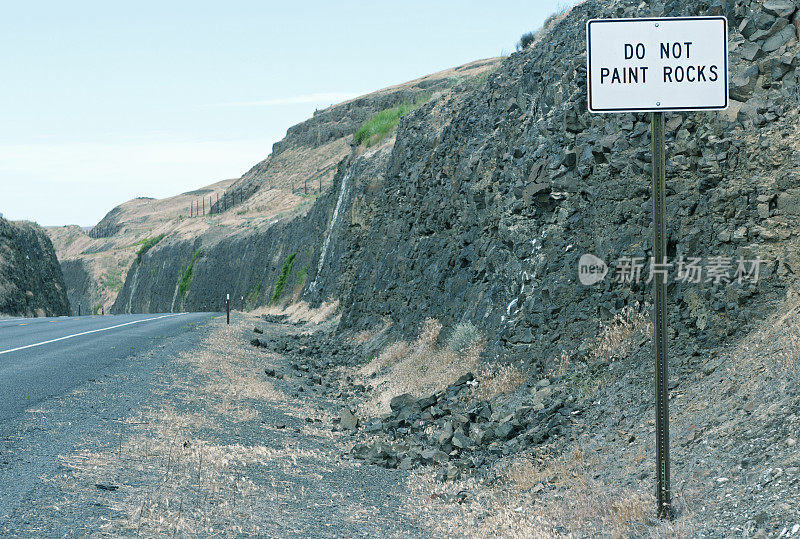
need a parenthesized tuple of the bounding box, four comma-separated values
(136, 234, 165, 262)
(447, 321, 482, 352)
(588, 303, 651, 363)
(178, 249, 202, 299)
(516, 3, 575, 51)
(270, 253, 296, 304)
(516, 31, 537, 51)
(354, 95, 430, 147)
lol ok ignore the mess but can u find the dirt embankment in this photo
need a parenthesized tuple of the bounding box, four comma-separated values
(0, 218, 70, 317)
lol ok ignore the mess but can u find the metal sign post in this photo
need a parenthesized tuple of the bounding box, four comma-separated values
(651, 111, 670, 518)
(586, 16, 728, 519)
(226, 293, 230, 325)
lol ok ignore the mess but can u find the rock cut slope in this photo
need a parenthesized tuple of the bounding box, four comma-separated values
(296, 0, 800, 369)
(33, 0, 800, 534)
(0, 218, 70, 317)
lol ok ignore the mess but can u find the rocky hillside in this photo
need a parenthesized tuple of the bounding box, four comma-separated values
(47, 178, 236, 315)
(111, 0, 800, 366)
(46, 59, 497, 316)
(105, 59, 498, 314)
(0, 218, 70, 317)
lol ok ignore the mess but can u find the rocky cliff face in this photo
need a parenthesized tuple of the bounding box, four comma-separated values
(295, 0, 800, 368)
(111, 199, 333, 314)
(116, 0, 800, 371)
(0, 218, 70, 317)
(59, 258, 98, 316)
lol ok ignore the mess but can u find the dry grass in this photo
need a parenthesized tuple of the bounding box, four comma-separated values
(547, 303, 651, 384)
(361, 340, 411, 376)
(727, 295, 800, 389)
(60, 416, 327, 536)
(52, 317, 332, 535)
(358, 318, 484, 416)
(470, 362, 528, 402)
(252, 299, 340, 326)
(239, 138, 349, 192)
(351, 318, 392, 345)
(588, 303, 652, 364)
(550, 350, 572, 377)
(404, 445, 693, 538)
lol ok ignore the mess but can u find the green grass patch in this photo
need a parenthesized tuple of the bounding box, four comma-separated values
(270, 253, 296, 304)
(561, 361, 611, 402)
(178, 249, 202, 299)
(136, 234, 165, 262)
(100, 271, 124, 291)
(354, 95, 430, 147)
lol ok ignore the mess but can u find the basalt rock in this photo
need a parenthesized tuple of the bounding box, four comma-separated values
(352, 375, 576, 479)
(0, 218, 70, 317)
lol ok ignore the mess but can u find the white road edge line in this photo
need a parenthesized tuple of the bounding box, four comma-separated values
(0, 313, 189, 356)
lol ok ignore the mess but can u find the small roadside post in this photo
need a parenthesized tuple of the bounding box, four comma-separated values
(226, 294, 230, 325)
(586, 15, 728, 519)
(78, 303, 81, 316)
(241, 295, 244, 312)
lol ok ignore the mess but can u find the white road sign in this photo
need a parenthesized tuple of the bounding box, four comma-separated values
(586, 17, 728, 113)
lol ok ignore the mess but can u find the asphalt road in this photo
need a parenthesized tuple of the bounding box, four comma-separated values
(0, 312, 216, 527)
(0, 313, 214, 424)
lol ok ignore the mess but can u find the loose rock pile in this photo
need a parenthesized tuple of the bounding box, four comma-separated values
(250, 323, 580, 481)
(250, 327, 368, 400)
(250, 327, 357, 368)
(350, 375, 579, 481)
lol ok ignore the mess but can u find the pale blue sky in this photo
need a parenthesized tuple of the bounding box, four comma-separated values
(0, 1, 576, 225)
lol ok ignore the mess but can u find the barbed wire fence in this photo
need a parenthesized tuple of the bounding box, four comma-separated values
(188, 187, 250, 218)
(187, 175, 333, 218)
(89, 176, 336, 235)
